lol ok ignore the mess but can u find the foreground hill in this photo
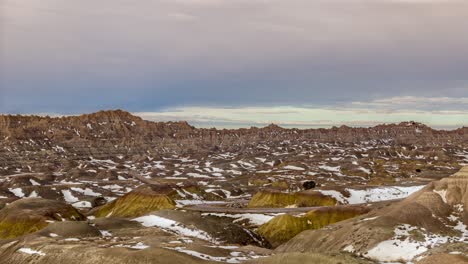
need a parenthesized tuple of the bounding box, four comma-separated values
(274, 167, 468, 263)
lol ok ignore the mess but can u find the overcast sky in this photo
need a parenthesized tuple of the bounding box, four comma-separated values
(1, 0, 468, 128)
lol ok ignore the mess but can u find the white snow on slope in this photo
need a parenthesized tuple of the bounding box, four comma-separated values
(72, 201, 92, 208)
(175, 200, 225, 206)
(283, 165, 305, 171)
(61, 190, 79, 203)
(129, 242, 149, 249)
(187, 173, 211, 179)
(17, 248, 46, 256)
(318, 165, 341, 172)
(203, 213, 276, 226)
(70, 187, 101, 197)
(346, 185, 425, 204)
(365, 223, 466, 262)
(114, 242, 149, 250)
(165, 247, 250, 263)
(28, 190, 40, 198)
(433, 189, 448, 203)
(319, 185, 425, 204)
(9, 188, 25, 198)
(237, 160, 255, 168)
(133, 215, 216, 243)
(357, 167, 371, 174)
(29, 179, 41, 186)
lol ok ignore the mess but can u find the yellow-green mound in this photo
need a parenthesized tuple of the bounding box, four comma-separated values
(0, 198, 85, 239)
(248, 190, 337, 208)
(93, 187, 176, 218)
(257, 206, 369, 247)
(257, 214, 310, 247)
(304, 206, 369, 229)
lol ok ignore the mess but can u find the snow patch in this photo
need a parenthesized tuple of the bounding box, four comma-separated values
(283, 165, 305, 171)
(71, 187, 101, 197)
(203, 213, 276, 226)
(318, 165, 341, 173)
(28, 191, 40, 198)
(72, 201, 92, 208)
(433, 189, 447, 203)
(133, 215, 216, 243)
(61, 190, 79, 203)
(30, 179, 41, 186)
(319, 185, 425, 205)
(9, 188, 25, 198)
(17, 248, 46, 256)
(365, 223, 466, 262)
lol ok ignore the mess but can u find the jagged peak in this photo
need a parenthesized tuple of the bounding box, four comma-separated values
(263, 123, 283, 130)
(373, 121, 430, 129)
(77, 109, 142, 122)
(162, 121, 195, 130)
(397, 121, 428, 127)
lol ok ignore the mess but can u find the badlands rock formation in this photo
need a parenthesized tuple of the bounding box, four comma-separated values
(0, 110, 467, 263)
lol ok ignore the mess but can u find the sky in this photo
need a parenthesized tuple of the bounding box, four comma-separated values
(1, 0, 468, 129)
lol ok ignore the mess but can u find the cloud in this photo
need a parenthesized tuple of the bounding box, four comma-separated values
(167, 12, 197, 21)
(350, 96, 468, 111)
(135, 96, 468, 129)
(1, 0, 468, 114)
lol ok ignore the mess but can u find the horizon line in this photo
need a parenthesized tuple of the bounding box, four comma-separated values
(1, 109, 467, 131)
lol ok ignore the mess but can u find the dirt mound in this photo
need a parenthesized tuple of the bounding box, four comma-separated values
(275, 214, 394, 255)
(379, 186, 453, 232)
(37, 221, 101, 238)
(91, 217, 142, 230)
(92, 187, 176, 218)
(246, 252, 372, 264)
(0, 242, 207, 264)
(257, 214, 310, 248)
(0, 198, 85, 239)
(248, 190, 337, 208)
(276, 167, 468, 263)
(258, 206, 369, 247)
(153, 210, 271, 248)
(416, 253, 468, 264)
(305, 206, 370, 228)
